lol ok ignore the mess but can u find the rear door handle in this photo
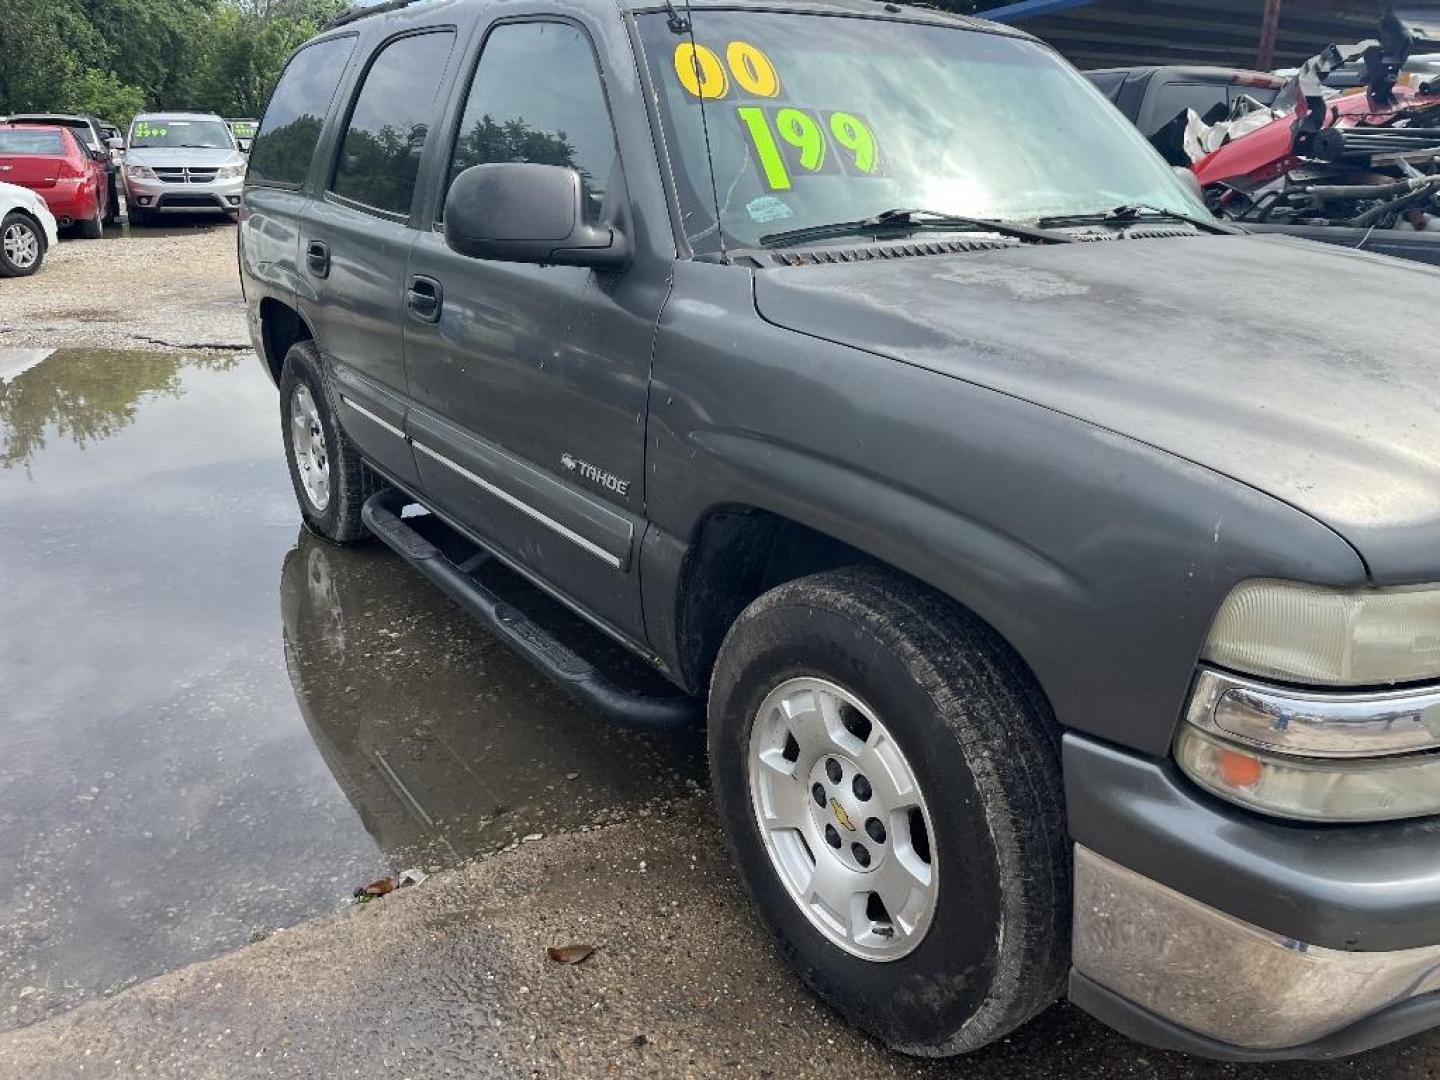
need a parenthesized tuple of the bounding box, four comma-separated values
(306, 240, 330, 278)
(407, 275, 443, 323)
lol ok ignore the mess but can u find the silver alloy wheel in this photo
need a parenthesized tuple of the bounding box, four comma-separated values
(290, 383, 331, 512)
(748, 676, 938, 961)
(3, 221, 39, 269)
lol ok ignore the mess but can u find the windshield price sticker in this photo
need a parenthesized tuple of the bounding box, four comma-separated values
(739, 106, 883, 191)
(134, 122, 169, 139)
(673, 41, 882, 190)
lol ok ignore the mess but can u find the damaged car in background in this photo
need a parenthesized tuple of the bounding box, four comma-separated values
(1095, 10, 1440, 266)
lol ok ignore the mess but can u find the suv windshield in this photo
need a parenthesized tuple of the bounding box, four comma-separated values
(637, 12, 1210, 251)
(129, 118, 234, 149)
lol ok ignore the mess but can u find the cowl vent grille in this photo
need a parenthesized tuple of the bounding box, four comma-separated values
(1075, 225, 1202, 242)
(762, 225, 1204, 266)
(768, 237, 1017, 266)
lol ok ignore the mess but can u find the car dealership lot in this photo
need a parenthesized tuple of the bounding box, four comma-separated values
(2, 213, 1440, 1080)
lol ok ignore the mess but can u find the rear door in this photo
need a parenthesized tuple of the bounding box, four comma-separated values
(0, 129, 63, 189)
(298, 27, 458, 489)
(242, 34, 360, 367)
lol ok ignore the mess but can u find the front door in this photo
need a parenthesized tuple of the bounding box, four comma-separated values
(298, 28, 457, 489)
(404, 17, 669, 643)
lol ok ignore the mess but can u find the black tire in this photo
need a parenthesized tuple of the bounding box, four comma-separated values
(708, 566, 1069, 1056)
(0, 212, 45, 277)
(75, 195, 104, 239)
(103, 177, 118, 224)
(127, 205, 150, 227)
(278, 340, 370, 544)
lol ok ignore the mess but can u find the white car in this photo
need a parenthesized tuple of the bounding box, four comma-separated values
(0, 180, 58, 277)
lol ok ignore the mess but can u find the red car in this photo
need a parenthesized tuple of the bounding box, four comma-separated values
(0, 123, 109, 238)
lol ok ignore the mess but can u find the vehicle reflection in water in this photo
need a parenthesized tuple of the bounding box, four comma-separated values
(278, 528, 707, 869)
(0, 346, 704, 1029)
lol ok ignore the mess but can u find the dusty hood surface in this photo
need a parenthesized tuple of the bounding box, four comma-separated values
(754, 233, 1440, 582)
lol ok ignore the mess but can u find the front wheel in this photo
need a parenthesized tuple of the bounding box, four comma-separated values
(708, 566, 1070, 1056)
(0, 212, 44, 277)
(278, 340, 370, 544)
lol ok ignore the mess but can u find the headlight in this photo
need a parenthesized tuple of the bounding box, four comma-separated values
(215, 164, 246, 181)
(1204, 578, 1440, 686)
(1176, 667, 1440, 821)
(126, 164, 158, 180)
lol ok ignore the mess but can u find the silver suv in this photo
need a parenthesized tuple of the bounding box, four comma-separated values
(123, 112, 246, 225)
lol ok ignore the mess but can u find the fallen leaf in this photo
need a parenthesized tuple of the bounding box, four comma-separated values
(354, 875, 399, 899)
(547, 944, 596, 965)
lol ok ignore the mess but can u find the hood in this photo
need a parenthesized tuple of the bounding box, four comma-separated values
(125, 146, 243, 168)
(753, 233, 1440, 582)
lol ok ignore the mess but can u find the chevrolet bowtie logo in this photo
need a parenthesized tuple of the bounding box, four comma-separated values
(830, 798, 856, 832)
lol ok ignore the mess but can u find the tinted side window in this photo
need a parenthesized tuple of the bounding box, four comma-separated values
(250, 36, 357, 186)
(1146, 81, 1229, 134)
(1085, 72, 1125, 103)
(331, 31, 455, 215)
(448, 22, 617, 223)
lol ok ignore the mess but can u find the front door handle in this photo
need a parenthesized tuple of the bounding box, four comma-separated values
(407, 275, 443, 323)
(306, 240, 330, 278)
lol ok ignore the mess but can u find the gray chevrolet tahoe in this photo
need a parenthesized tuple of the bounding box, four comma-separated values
(239, 0, 1440, 1060)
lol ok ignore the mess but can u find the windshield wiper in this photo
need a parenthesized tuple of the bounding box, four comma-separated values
(759, 207, 1074, 248)
(1040, 203, 1241, 236)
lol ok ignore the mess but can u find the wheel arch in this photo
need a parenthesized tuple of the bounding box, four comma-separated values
(258, 297, 314, 386)
(3, 207, 47, 247)
(668, 501, 1060, 724)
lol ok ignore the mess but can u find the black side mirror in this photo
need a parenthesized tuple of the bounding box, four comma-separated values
(443, 163, 629, 271)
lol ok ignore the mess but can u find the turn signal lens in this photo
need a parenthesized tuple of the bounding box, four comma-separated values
(1176, 724, 1440, 822)
(1204, 579, 1440, 686)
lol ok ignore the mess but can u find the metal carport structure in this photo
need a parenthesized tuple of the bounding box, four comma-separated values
(980, 0, 1440, 70)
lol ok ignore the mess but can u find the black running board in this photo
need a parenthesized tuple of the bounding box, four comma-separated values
(362, 488, 699, 730)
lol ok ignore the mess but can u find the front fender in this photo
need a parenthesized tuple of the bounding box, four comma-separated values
(646, 261, 1365, 756)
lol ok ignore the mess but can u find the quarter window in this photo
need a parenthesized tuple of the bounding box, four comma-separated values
(249, 35, 357, 187)
(331, 31, 456, 215)
(447, 22, 617, 223)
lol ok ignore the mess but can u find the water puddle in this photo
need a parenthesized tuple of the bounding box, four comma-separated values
(0, 348, 704, 1029)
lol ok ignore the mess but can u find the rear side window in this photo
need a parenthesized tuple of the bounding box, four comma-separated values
(330, 31, 456, 215)
(1085, 72, 1125, 103)
(249, 35, 358, 187)
(446, 22, 617, 223)
(0, 130, 65, 155)
(1146, 81, 1229, 133)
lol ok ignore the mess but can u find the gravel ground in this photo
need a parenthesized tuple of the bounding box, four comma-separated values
(0, 223, 248, 352)
(1, 799, 1437, 1080)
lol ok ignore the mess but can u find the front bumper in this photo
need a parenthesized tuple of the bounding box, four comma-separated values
(124, 174, 243, 215)
(1073, 846, 1440, 1056)
(1065, 733, 1440, 1057)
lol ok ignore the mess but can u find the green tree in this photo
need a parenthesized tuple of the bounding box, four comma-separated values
(0, 0, 342, 128)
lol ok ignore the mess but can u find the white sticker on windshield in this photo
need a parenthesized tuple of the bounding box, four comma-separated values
(746, 195, 793, 224)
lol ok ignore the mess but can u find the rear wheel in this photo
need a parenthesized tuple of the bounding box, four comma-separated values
(708, 566, 1070, 1056)
(75, 196, 103, 239)
(279, 340, 370, 544)
(0, 212, 44, 277)
(103, 177, 118, 224)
